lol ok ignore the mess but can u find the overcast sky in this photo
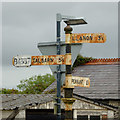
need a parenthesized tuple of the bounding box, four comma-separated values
(1, 2, 119, 88)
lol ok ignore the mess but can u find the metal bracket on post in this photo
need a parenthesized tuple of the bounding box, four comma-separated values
(54, 71, 66, 74)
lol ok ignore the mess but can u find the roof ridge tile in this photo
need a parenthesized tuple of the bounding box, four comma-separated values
(85, 58, 120, 65)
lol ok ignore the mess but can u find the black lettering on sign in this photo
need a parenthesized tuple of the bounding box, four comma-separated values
(38, 58, 41, 63)
(72, 79, 75, 84)
(79, 79, 83, 85)
(24, 58, 27, 64)
(86, 80, 89, 85)
(72, 79, 84, 85)
(72, 36, 75, 41)
(14, 58, 17, 65)
(102, 37, 104, 40)
(21, 58, 24, 64)
(58, 57, 61, 62)
(44, 58, 47, 62)
(75, 79, 77, 84)
(90, 36, 93, 40)
(47, 58, 49, 62)
(23, 58, 25, 64)
(41, 58, 44, 63)
(33, 57, 37, 63)
(58, 57, 64, 62)
(83, 36, 86, 40)
(79, 36, 82, 40)
(86, 36, 89, 40)
(71, 36, 73, 41)
(72, 79, 74, 83)
(50, 58, 54, 62)
(76, 36, 78, 41)
(98, 36, 101, 40)
(98, 35, 104, 41)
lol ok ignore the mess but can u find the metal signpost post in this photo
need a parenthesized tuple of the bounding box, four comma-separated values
(62, 24, 75, 120)
(56, 13, 62, 120)
(55, 13, 87, 119)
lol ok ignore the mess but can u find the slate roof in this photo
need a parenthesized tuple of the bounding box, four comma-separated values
(72, 64, 119, 99)
(43, 59, 119, 100)
(1, 93, 118, 111)
(1, 94, 55, 110)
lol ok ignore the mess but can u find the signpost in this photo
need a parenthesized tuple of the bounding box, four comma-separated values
(12, 13, 107, 120)
(65, 33, 106, 44)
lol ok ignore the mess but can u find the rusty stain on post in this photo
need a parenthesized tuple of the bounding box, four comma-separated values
(62, 98, 76, 111)
(63, 74, 74, 88)
(65, 53, 72, 65)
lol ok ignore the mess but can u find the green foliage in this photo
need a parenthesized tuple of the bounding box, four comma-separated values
(1, 88, 19, 94)
(17, 74, 55, 94)
(1, 74, 55, 94)
(72, 54, 93, 68)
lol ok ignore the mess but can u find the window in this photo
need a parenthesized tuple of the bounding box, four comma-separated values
(90, 115, 100, 120)
(26, 109, 65, 120)
(77, 115, 88, 120)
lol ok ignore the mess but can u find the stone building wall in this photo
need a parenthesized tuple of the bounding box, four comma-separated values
(1, 99, 117, 119)
(28, 99, 115, 119)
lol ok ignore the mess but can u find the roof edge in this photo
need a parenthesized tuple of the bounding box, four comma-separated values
(85, 58, 120, 65)
(73, 93, 118, 111)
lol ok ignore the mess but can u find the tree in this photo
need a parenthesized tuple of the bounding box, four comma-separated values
(17, 74, 55, 94)
(1, 88, 19, 94)
(72, 54, 93, 68)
